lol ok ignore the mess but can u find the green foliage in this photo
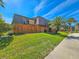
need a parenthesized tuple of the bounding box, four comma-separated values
(0, 15, 12, 35)
(0, 36, 13, 50)
(67, 18, 76, 23)
(0, 23, 12, 33)
(49, 17, 77, 33)
(67, 18, 76, 26)
(0, 14, 5, 23)
(52, 16, 62, 26)
(0, 18, 4, 23)
(0, 32, 68, 59)
(50, 16, 63, 33)
(67, 18, 77, 32)
(76, 23, 79, 26)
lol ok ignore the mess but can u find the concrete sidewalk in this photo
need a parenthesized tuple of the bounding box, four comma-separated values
(45, 33, 79, 59)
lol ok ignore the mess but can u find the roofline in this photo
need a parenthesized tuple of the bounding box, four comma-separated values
(14, 14, 33, 20)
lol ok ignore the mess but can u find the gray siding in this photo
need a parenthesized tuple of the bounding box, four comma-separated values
(12, 14, 48, 26)
(35, 17, 48, 26)
(13, 14, 29, 24)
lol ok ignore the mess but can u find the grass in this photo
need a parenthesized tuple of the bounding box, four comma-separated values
(0, 32, 68, 59)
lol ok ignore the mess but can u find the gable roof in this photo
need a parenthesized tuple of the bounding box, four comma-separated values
(12, 14, 48, 25)
(14, 14, 33, 20)
(12, 14, 33, 24)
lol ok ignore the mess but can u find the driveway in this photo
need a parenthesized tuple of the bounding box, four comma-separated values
(45, 33, 79, 59)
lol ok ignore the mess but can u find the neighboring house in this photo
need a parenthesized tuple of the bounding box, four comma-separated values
(12, 14, 48, 33)
(75, 24, 79, 32)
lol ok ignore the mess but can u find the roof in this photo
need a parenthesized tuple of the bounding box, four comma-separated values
(14, 14, 33, 20)
(12, 14, 48, 24)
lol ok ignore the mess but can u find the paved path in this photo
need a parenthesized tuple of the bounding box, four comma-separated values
(45, 33, 79, 59)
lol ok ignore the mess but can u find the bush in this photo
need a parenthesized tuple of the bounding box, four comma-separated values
(7, 32, 14, 36)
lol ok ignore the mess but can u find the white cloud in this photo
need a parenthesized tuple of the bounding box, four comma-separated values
(4, 0, 19, 3)
(4, 0, 22, 8)
(34, 0, 47, 16)
(3, 0, 9, 3)
(66, 10, 79, 17)
(43, 0, 78, 17)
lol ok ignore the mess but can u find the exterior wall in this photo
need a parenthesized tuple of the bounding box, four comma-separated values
(12, 14, 48, 33)
(35, 17, 48, 26)
(13, 14, 29, 24)
(13, 24, 48, 33)
(75, 25, 79, 31)
(29, 20, 35, 24)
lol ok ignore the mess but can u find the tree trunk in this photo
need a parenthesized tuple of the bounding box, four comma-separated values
(55, 26, 59, 34)
(68, 24, 72, 32)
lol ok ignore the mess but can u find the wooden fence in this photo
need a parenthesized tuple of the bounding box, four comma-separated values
(13, 24, 48, 33)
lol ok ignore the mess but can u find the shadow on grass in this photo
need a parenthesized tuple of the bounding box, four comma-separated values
(56, 33, 67, 37)
(47, 32, 67, 37)
(0, 36, 13, 50)
(67, 36, 79, 40)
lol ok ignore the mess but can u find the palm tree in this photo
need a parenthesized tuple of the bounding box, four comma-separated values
(0, 0, 4, 7)
(50, 16, 63, 33)
(68, 18, 76, 26)
(61, 18, 68, 31)
(67, 18, 76, 32)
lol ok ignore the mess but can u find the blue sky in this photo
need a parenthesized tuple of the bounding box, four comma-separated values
(0, 0, 79, 23)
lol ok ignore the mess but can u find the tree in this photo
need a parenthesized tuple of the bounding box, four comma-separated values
(61, 18, 68, 31)
(67, 18, 76, 26)
(50, 16, 63, 33)
(0, 0, 4, 7)
(0, 23, 11, 32)
(67, 18, 76, 32)
(0, 14, 5, 23)
(0, 15, 12, 36)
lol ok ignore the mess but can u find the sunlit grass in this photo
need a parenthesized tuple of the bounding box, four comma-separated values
(0, 32, 68, 59)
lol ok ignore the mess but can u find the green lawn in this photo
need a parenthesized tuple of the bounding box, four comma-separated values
(0, 32, 68, 59)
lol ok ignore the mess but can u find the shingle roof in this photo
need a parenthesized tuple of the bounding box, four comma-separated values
(12, 14, 48, 24)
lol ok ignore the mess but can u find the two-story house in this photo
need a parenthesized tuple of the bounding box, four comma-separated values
(12, 14, 48, 34)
